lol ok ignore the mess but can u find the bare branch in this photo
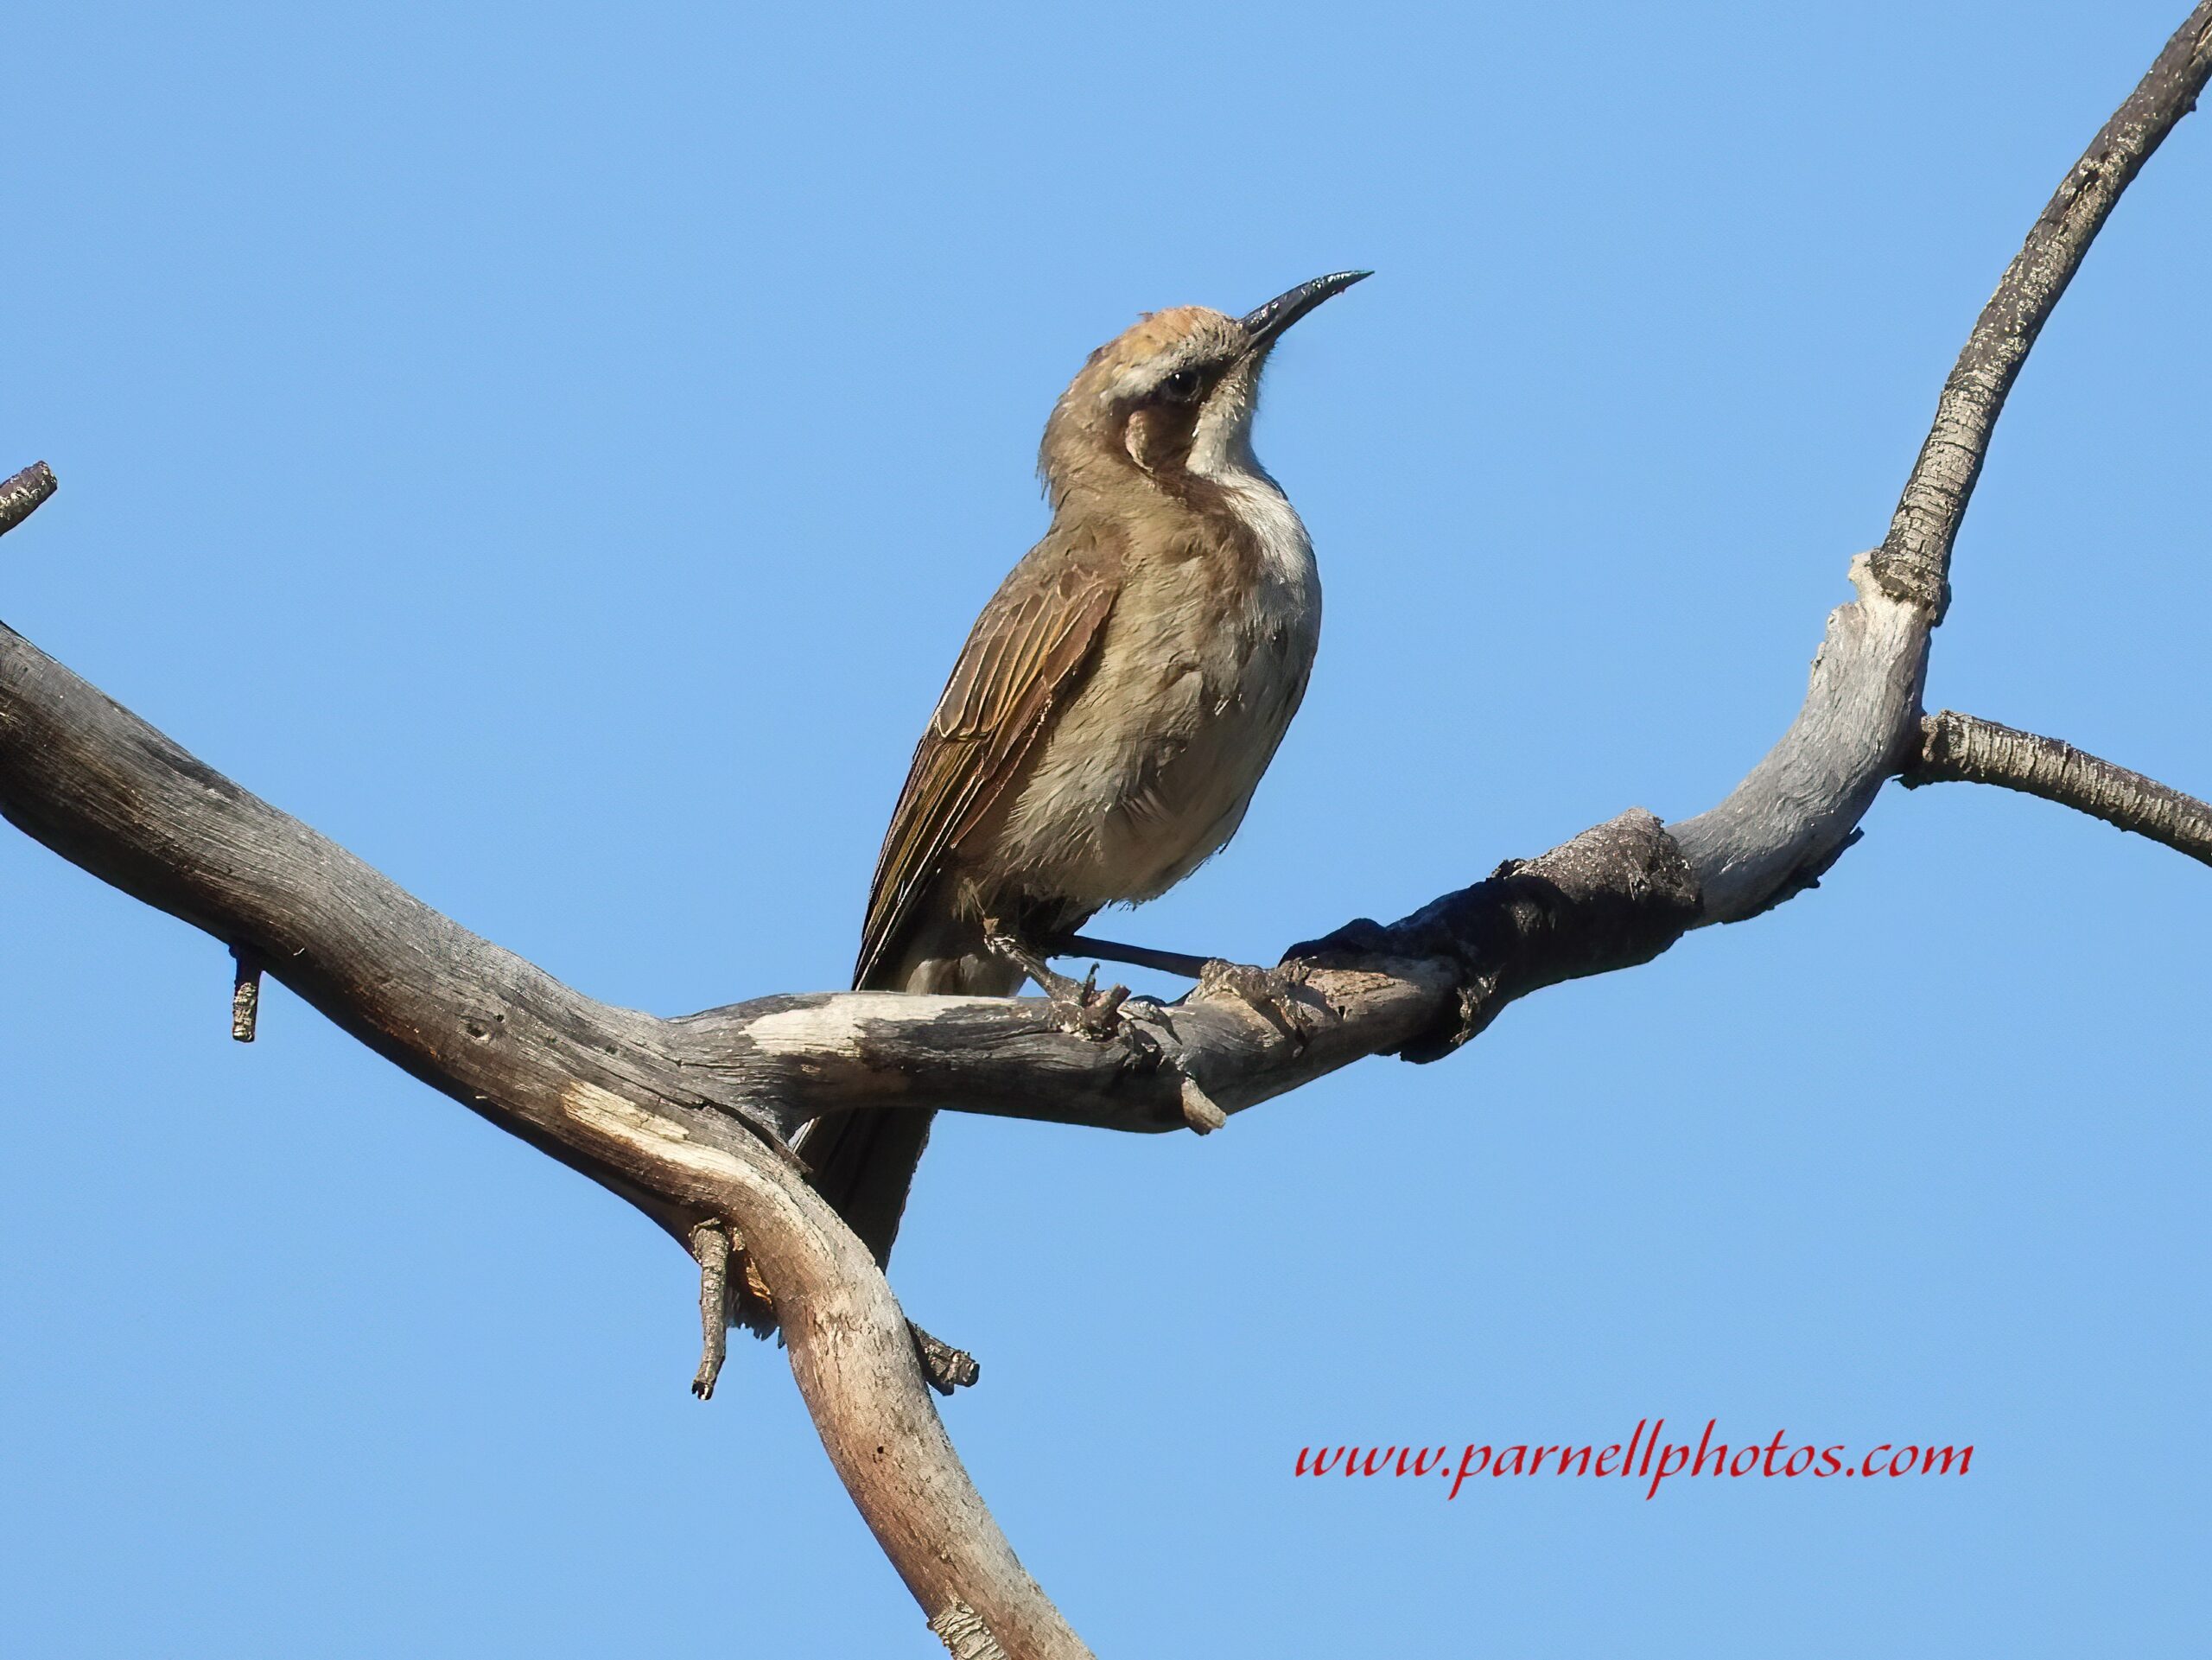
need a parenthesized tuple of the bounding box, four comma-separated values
(913, 1325, 983, 1395)
(933, 1601, 1013, 1660)
(1179, 1073, 1228, 1134)
(1672, 4, 2212, 922)
(0, 592, 1699, 1142)
(0, 461, 58, 538)
(3, 12, 2207, 1654)
(664, 809, 1699, 1137)
(1904, 710, 2212, 867)
(1872, 4, 2212, 616)
(690, 1218, 732, 1400)
(231, 948, 262, 1042)
(570, 1088, 1091, 1659)
(0, 618, 1087, 1657)
(1668, 554, 1929, 923)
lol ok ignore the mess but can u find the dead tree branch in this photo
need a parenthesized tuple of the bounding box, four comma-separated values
(1671, 3, 2212, 922)
(3, 9, 2209, 1656)
(1904, 710, 2212, 867)
(0, 621, 1089, 1659)
(690, 1218, 733, 1400)
(1869, 6, 2212, 620)
(0, 461, 57, 538)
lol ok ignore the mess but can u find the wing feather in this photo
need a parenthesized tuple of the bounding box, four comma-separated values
(854, 548, 1116, 987)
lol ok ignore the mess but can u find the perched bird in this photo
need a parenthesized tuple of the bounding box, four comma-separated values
(797, 271, 1368, 1268)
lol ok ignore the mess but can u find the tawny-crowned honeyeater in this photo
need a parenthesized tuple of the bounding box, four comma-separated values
(795, 271, 1368, 1265)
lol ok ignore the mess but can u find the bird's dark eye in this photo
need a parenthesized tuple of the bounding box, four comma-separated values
(1160, 367, 1203, 403)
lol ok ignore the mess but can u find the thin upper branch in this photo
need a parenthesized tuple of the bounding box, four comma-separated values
(0, 461, 58, 538)
(1905, 710, 2212, 867)
(1670, 3, 2212, 922)
(1871, 4, 2212, 618)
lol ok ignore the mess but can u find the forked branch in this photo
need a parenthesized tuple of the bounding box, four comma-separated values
(1670, 2, 2212, 921)
(1905, 710, 2212, 867)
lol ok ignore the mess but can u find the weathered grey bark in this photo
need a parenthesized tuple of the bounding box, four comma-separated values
(1668, 553, 1928, 923)
(0, 600, 1700, 1148)
(1905, 711, 2212, 868)
(1670, 3, 2212, 923)
(0, 611, 1090, 1658)
(3, 9, 2210, 1656)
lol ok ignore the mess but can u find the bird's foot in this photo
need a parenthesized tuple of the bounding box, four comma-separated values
(985, 925, 1129, 1040)
(1194, 957, 1320, 1051)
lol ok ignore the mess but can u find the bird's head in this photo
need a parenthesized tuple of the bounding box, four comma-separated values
(1039, 270, 1369, 505)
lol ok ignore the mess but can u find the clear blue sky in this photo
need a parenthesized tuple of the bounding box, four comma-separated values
(4, 3, 2207, 1654)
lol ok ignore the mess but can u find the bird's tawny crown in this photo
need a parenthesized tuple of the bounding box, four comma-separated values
(1039, 271, 1368, 502)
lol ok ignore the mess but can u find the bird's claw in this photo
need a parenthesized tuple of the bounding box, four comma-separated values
(1196, 957, 1318, 1049)
(987, 926, 1130, 1040)
(1051, 964, 1130, 1040)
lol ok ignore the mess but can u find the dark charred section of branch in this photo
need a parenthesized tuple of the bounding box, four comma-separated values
(1294, 810, 1701, 1063)
(0, 462, 58, 538)
(1904, 710, 2212, 867)
(1870, 4, 2212, 618)
(1674, 6, 2210, 925)
(674, 811, 1700, 1147)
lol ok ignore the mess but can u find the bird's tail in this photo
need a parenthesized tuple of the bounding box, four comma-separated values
(791, 1104, 938, 1268)
(736, 942, 1020, 1334)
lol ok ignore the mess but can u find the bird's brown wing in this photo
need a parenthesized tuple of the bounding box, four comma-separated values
(854, 548, 1118, 988)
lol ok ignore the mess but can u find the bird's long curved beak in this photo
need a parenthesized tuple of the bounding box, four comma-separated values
(1240, 270, 1371, 352)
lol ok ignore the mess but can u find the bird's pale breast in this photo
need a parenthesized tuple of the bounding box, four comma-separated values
(987, 474, 1319, 913)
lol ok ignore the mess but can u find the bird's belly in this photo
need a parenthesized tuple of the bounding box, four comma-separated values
(987, 599, 1316, 914)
